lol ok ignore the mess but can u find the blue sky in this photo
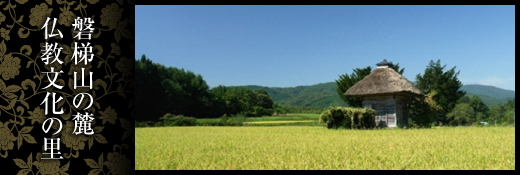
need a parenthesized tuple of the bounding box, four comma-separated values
(136, 5, 515, 91)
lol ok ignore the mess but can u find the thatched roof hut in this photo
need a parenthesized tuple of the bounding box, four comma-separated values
(344, 59, 423, 97)
(344, 59, 423, 128)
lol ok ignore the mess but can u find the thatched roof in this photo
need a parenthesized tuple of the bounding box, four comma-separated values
(344, 66, 423, 97)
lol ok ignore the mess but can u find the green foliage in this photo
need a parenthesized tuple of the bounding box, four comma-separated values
(136, 55, 276, 120)
(135, 121, 155, 128)
(446, 103, 476, 126)
(467, 94, 512, 108)
(408, 91, 439, 128)
(157, 64, 213, 118)
(335, 66, 372, 107)
(488, 98, 515, 125)
(198, 114, 246, 126)
(320, 107, 376, 129)
(469, 95, 489, 116)
(158, 114, 198, 126)
(458, 96, 470, 104)
(392, 63, 405, 75)
(451, 95, 490, 126)
(135, 55, 170, 122)
(283, 106, 328, 114)
(210, 86, 274, 117)
(135, 55, 213, 121)
(415, 59, 465, 124)
(272, 103, 288, 115)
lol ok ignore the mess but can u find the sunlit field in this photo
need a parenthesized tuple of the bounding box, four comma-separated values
(136, 126, 515, 170)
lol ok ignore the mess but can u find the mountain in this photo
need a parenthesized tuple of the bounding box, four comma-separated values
(460, 85, 515, 107)
(243, 82, 349, 107)
(238, 83, 514, 108)
(460, 84, 515, 99)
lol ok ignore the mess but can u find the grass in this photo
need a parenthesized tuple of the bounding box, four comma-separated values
(196, 113, 322, 126)
(246, 120, 315, 124)
(197, 113, 320, 123)
(136, 126, 515, 170)
(245, 121, 321, 127)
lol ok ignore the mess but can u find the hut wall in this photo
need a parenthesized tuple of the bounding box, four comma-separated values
(396, 95, 411, 127)
(362, 96, 397, 128)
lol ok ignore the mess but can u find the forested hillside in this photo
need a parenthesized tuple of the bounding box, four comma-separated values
(240, 82, 514, 108)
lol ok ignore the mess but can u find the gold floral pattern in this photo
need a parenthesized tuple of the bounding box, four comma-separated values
(100, 3, 123, 30)
(111, 42, 120, 56)
(115, 57, 132, 78)
(14, 152, 69, 175)
(99, 106, 117, 125)
(36, 153, 61, 175)
(29, 3, 53, 28)
(0, 11, 5, 26)
(86, 145, 130, 175)
(58, 10, 76, 27)
(2, 0, 134, 174)
(87, 0, 100, 4)
(0, 121, 17, 152)
(0, 53, 21, 80)
(28, 106, 46, 125)
(16, 0, 29, 4)
(106, 152, 131, 175)
(0, 28, 10, 41)
(61, 121, 89, 151)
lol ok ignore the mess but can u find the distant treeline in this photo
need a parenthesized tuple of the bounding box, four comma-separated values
(136, 55, 276, 122)
(277, 106, 328, 114)
(449, 95, 515, 126)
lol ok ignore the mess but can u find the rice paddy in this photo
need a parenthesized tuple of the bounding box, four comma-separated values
(135, 126, 515, 170)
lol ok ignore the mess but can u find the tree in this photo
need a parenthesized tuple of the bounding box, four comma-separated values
(250, 89, 274, 116)
(488, 98, 515, 125)
(157, 65, 212, 118)
(336, 63, 404, 107)
(210, 86, 274, 117)
(468, 95, 489, 122)
(447, 103, 475, 126)
(408, 90, 441, 128)
(135, 55, 213, 120)
(415, 59, 465, 125)
(272, 103, 287, 115)
(458, 96, 470, 104)
(392, 63, 405, 75)
(135, 55, 170, 122)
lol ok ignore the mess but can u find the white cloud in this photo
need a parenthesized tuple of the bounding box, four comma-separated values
(479, 77, 507, 85)
(477, 76, 515, 90)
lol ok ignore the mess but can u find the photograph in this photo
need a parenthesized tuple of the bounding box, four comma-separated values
(135, 5, 515, 170)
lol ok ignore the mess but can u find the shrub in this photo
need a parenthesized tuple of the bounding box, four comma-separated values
(135, 121, 155, 128)
(320, 107, 376, 129)
(199, 114, 245, 126)
(220, 114, 245, 126)
(159, 113, 198, 126)
(319, 112, 329, 125)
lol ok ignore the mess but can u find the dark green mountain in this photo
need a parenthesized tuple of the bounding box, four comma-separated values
(460, 84, 515, 99)
(460, 84, 515, 107)
(238, 82, 514, 107)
